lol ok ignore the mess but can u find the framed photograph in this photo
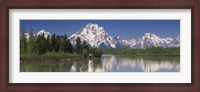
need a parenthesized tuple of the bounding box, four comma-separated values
(1, 0, 199, 92)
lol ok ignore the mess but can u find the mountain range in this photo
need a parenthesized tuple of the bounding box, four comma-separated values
(24, 23, 180, 48)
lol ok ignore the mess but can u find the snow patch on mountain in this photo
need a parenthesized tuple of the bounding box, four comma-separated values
(69, 23, 127, 48)
(171, 35, 180, 47)
(36, 29, 51, 38)
(22, 29, 51, 40)
(22, 23, 180, 48)
(69, 23, 180, 48)
(134, 33, 175, 48)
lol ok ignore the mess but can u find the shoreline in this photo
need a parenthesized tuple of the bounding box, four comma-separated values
(102, 54, 180, 56)
(20, 53, 99, 64)
(21, 53, 179, 64)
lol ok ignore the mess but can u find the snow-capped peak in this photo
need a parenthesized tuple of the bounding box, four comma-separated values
(36, 29, 51, 38)
(144, 33, 154, 36)
(170, 35, 180, 47)
(69, 23, 110, 47)
(134, 33, 180, 48)
(69, 23, 180, 48)
(21, 29, 51, 40)
(85, 23, 99, 29)
(20, 22, 180, 49)
(143, 33, 158, 38)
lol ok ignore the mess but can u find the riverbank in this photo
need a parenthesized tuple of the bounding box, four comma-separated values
(20, 52, 179, 64)
(103, 47, 180, 56)
(20, 53, 98, 64)
(107, 54, 180, 56)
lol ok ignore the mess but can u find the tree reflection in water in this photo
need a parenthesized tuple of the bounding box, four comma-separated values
(20, 55, 180, 72)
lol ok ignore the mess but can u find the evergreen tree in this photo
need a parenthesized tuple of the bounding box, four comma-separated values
(75, 37, 82, 54)
(82, 40, 88, 48)
(26, 28, 38, 54)
(46, 35, 51, 52)
(93, 47, 102, 58)
(36, 33, 47, 54)
(50, 33, 56, 52)
(82, 40, 89, 57)
(20, 27, 27, 54)
(67, 39, 74, 53)
(55, 35, 61, 52)
(62, 34, 68, 53)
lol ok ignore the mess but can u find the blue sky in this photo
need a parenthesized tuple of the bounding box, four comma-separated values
(20, 20, 180, 40)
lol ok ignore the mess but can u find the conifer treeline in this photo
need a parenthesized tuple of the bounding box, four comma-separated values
(20, 29, 179, 57)
(20, 30, 89, 55)
(103, 47, 180, 55)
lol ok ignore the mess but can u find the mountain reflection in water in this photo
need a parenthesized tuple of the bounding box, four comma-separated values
(20, 54, 180, 72)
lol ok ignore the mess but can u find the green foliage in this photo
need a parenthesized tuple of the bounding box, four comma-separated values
(66, 39, 74, 53)
(62, 34, 74, 53)
(62, 34, 68, 53)
(75, 37, 82, 54)
(82, 40, 89, 58)
(93, 48, 103, 57)
(50, 33, 56, 52)
(89, 47, 103, 58)
(20, 28, 75, 56)
(55, 35, 61, 52)
(26, 30, 38, 54)
(103, 47, 180, 55)
(20, 28, 178, 58)
(20, 28, 102, 58)
(36, 33, 47, 54)
(20, 28, 27, 54)
(46, 35, 51, 52)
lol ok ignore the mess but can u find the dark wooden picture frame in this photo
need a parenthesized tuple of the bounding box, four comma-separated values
(0, 0, 199, 92)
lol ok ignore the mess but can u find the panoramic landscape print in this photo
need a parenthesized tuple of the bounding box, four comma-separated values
(20, 20, 180, 72)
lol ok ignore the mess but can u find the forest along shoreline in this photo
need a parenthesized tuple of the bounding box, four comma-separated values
(20, 47, 180, 64)
(20, 31, 180, 64)
(102, 47, 180, 56)
(20, 52, 102, 64)
(20, 31, 103, 64)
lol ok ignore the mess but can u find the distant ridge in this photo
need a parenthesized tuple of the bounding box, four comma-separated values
(23, 23, 180, 48)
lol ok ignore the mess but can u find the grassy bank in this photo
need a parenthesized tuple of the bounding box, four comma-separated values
(20, 52, 88, 64)
(103, 47, 180, 56)
(115, 54, 180, 56)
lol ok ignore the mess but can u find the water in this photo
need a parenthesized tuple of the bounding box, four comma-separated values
(20, 54, 180, 72)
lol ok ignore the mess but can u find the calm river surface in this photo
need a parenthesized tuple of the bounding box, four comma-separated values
(20, 54, 180, 72)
